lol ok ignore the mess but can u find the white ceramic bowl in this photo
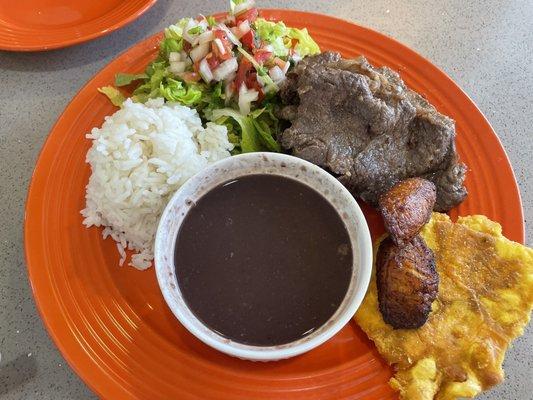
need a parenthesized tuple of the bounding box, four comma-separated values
(154, 152, 372, 361)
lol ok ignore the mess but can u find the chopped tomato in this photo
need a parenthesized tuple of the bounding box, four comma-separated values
(254, 50, 272, 64)
(236, 8, 258, 24)
(212, 41, 232, 61)
(179, 72, 201, 83)
(235, 59, 264, 103)
(235, 58, 253, 90)
(241, 30, 255, 50)
(246, 72, 265, 102)
(225, 15, 237, 28)
(214, 30, 232, 49)
(211, 29, 234, 60)
(205, 53, 220, 70)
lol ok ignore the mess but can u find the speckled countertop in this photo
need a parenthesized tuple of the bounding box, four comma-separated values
(0, 0, 531, 398)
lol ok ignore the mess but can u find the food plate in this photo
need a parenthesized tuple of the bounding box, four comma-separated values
(24, 9, 524, 399)
(0, 0, 157, 51)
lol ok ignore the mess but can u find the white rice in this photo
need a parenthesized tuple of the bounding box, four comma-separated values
(81, 98, 233, 269)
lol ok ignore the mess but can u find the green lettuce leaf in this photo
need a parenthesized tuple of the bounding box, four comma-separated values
(200, 82, 225, 119)
(98, 86, 126, 107)
(211, 106, 281, 153)
(159, 37, 183, 58)
(187, 26, 204, 35)
(249, 107, 281, 152)
(288, 27, 320, 56)
(206, 16, 216, 27)
(254, 18, 289, 57)
(212, 108, 261, 153)
(132, 60, 169, 101)
(159, 78, 202, 105)
(114, 73, 148, 87)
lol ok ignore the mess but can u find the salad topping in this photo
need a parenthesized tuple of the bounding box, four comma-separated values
(101, 0, 320, 153)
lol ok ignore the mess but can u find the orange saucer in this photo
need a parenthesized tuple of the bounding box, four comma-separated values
(0, 0, 157, 51)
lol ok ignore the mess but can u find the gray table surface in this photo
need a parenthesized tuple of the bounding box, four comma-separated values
(1, 0, 531, 398)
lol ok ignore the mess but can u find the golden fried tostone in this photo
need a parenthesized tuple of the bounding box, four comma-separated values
(355, 213, 533, 400)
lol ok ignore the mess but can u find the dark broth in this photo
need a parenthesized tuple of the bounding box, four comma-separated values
(174, 174, 352, 346)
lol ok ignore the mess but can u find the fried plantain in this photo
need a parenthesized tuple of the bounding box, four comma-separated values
(379, 178, 436, 246)
(376, 235, 439, 329)
(355, 213, 533, 400)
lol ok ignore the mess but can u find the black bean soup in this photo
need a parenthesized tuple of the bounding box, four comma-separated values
(174, 174, 353, 346)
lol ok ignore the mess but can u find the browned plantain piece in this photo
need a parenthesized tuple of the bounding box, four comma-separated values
(376, 235, 439, 329)
(378, 178, 437, 246)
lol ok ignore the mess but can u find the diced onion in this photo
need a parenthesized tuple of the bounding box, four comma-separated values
(237, 20, 251, 37)
(257, 74, 278, 93)
(224, 82, 234, 104)
(224, 71, 236, 82)
(169, 61, 187, 74)
(198, 20, 208, 30)
(274, 57, 290, 73)
(190, 42, 210, 62)
(198, 30, 215, 44)
(214, 38, 226, 55)
(199, 58, 214, 83)
(262, 44, 274, 53)
(169, 52, 181, 62)
(238, 83, 258, 115)
(269, 65, 286, 84)
(213, 57, 238, 81)
(182, 20, 199, 45)
(234, 0, 255, 16)
(218, 23, 241, 46)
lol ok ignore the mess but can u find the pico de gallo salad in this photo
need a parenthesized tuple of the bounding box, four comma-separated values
(100, 0, 320, 153)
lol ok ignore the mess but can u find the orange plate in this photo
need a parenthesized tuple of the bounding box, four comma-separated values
(24, 9, 524, 400)
(0, 0, 157, 51)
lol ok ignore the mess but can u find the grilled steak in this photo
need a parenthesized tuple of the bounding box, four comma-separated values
(279, 52, 467, 211)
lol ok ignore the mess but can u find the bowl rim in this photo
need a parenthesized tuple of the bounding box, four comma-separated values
(154, 152, 372, 361)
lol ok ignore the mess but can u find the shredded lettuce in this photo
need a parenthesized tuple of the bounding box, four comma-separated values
(199, 82, 225, 119)
(159, 79, 202, 105)
(254, 19, 289, 57)
(159, 18, 188, 58)
(253, 18, 320, 58)
(98, 86, 126, 107)
(288, 27, 320, 56)
(206, 16, 216, 27)
(212, 108, 260, 153)
(130, 60, 168, 101)
(188, 26, 204, 35)
(249, 106, 281, 152)
(114, 73, 148, 87)
(211, 105, 280, 153)
(159, 37, 183, 58)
